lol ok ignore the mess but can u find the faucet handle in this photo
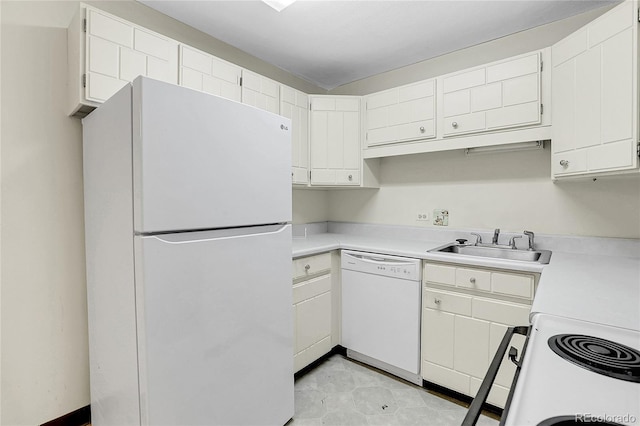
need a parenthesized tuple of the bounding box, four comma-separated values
(509, 235, 523, 249)
(470, 232, 482, 245)
(492, 228, 501, 245)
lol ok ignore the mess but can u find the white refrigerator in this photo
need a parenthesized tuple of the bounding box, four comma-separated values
(82, 77, 294, 426)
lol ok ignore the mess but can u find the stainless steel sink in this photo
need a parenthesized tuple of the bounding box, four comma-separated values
(430, 243, 552, 264)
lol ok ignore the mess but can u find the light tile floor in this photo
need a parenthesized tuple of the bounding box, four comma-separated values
(289, 355, 500, 426)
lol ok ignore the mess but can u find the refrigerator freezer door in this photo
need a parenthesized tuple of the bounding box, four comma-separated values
(134, 224, 294, 425)
(132, 77, 292, 233)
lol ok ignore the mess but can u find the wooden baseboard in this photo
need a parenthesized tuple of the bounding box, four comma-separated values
(40, 405, 90, 426)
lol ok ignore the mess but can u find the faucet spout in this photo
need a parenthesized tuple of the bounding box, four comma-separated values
(524, 230, 535, 251)
(492, 228, 500, 245)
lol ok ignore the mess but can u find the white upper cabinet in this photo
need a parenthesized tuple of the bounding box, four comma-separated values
(309, 96, 361, 186)
(281, 86, 310, 185)
(179, 45, 241, 102)
(551, 1, 639, 178)
(241, 70, 280, 114)
(441, 52, 541, 137)
(364, 79, 436, 147)
(68, 5, 179, 116)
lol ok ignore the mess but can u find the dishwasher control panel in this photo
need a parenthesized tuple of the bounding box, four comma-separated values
(341, 250, 421, 281)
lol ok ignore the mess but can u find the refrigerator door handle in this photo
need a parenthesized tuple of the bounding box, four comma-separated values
(148, 224, 289, 244)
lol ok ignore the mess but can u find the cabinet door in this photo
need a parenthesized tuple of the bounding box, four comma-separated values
(295, 291, 332, 353)
(552, 1, 638, 177)
(179, 45, 241, 102)
(442, 52, 541, 137)
(281, 86, 309, 185)
(85, 7, 178, 103)
(241, 70, 280, 114)
(454, 316, 490, 378)
(365, 79, 436, 147)
(422, 308, 454, 369)
(310, 96, 361, 186)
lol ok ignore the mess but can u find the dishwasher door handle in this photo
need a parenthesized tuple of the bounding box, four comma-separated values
(343, 252, 416, 267)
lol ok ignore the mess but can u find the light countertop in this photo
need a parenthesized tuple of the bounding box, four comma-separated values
(293, 231, 640, 331)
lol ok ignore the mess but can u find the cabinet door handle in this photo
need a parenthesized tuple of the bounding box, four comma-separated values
(348, 174, 353, 181)
(304, 264, 311, 271)
(452, 122, 458, 128)
(419, 126, 425, 133)
(470, 277, 476, 284)
(434, 298, 441, 305)
(559, 160, 569, 168)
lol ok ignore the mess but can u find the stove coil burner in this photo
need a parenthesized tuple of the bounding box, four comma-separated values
(548, 334, 640, 383)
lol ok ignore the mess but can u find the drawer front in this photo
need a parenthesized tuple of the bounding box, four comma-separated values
(552, 150, 588, 175)
(424, 289, 472, 316)
(443, 112, 486, 136)
(293, 274, 331, 304)
(292, 253, 331, 280)
(456, 268, 491, 292)
(424, 263, 456, 286)
(491, 272, 534, 299)
(336, 169, 361, 185)
(472, 297, 530, 325)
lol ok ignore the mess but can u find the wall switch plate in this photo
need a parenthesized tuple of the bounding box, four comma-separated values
(417, 212, 429, 221)
(433, 209, 449, 226)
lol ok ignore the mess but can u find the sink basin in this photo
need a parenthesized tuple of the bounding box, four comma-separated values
(430, 243, 552, 264)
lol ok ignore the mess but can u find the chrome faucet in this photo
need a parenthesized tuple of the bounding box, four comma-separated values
(492, 228, 500, 245)
(470, 232, 483, 246)
(523, 230, 535, 251)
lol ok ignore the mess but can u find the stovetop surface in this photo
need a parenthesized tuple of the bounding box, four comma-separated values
(505, 314, 640, 426)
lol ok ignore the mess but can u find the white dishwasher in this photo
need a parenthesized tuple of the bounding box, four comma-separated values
(341, 250, 422, 385)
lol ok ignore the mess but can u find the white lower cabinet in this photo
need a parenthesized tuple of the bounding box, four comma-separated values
(421, 262, 537, 408)
(292, 253, 333, 372)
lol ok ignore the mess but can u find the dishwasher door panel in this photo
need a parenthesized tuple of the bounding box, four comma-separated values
(341, 269, 421, 374)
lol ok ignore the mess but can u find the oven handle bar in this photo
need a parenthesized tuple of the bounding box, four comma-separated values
(461, 325, 531, 426)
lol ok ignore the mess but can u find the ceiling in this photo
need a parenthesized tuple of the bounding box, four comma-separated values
(139, 0, 617, 90)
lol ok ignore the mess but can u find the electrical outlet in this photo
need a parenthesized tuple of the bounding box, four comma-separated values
(433, 209, 449, 226)
(417, 212, 429, 221)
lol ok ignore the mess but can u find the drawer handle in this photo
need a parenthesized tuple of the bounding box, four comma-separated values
(452, 121, 458, 128)
(470, 277, 476, 284)
(348, 174, 353, 181)
(559, 160, 569, 168)
(434, 298, 441, 305)
(419, 126, 425, 133)
(304, 264, 311, 271)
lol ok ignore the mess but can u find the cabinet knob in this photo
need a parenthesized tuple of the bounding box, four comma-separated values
(434, 298, 441, 305)
(470, 277, 476, 284)
(452, 122, 458, 128)
(304, 264, 310, 271)
(559, 160, 569, 168)
(348, 174, 353, 181)
(291, 172, 294, 178)
(419, 126, 425, 133)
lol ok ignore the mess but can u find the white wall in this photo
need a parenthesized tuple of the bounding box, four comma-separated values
(293, 189, 329, 224)
(0, 1, 325, 424)
(1, 2, 87, 423)
(328, 148, 640, 238)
